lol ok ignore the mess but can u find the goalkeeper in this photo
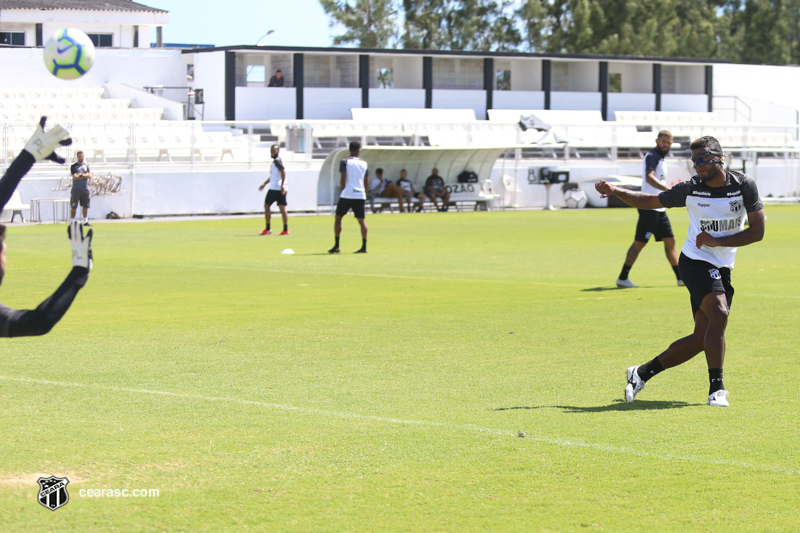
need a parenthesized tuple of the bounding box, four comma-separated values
(0, 117, 93, 338)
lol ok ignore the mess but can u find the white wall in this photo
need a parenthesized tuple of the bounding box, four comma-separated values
(607, 93, 656, 119)
(392, 56, 423, 89)
(304, 88, 361, 119)
(237, 87, 296, 120)
(6, 152, 796, 221)
(676, 65, 705, 94)
(0, 8, 166, 48)
(509, 59, 541, 91)
(0, 47, 184, 89)
(551, 92, 602, 110)
(134, 167, 320, 214)
(105, 82, 184, 120)
(369, 89, 425, 109)
(661, 94, 707, 112)
(493, 91, 545, 110)
(192, 51, 226, 121)
(714, 63, 800, 116)
(568, 62, 599, 92)
(432, 90, 486, 119)
(609, 62, 652, 93)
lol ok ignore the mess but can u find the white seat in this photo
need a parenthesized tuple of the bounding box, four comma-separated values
(5, 191, 30, 222)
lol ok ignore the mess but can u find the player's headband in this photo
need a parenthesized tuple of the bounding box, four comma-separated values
(691, 150, 724, 168)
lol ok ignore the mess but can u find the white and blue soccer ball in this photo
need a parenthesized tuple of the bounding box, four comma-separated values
(43, 28, 96, 80)
(563, 188, 588, 209)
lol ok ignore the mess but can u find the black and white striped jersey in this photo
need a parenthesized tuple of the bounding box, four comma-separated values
(659, 170, 763, 269)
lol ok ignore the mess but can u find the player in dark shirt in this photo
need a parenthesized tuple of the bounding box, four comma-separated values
(595, 136, 765, 407)
(615, 131, 683, 288)
(0, 118, 93, 338)
(424, 168, 450, 212)
(70, 150, 92, 225)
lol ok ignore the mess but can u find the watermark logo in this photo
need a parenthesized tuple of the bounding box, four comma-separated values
(37, 475, 70, 511)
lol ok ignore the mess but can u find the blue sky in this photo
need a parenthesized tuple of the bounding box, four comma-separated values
(148, 0, 336, 48)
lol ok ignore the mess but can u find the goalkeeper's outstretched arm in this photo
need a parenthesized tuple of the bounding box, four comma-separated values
(0, 117, 71, 210)
(0, 222, 91, 338)
(0, 267, 89, 337)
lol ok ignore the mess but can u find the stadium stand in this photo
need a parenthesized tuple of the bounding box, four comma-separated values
(0, 87, 252, 164)
(613, 111, 792, 149)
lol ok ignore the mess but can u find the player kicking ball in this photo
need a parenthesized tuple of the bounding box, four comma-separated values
(0, 118, 93, 338)
(595, 136, 765, 407)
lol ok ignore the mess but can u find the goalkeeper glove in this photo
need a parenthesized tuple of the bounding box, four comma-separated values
(23, 116, 72, 164)
(68, 220, 93, 270)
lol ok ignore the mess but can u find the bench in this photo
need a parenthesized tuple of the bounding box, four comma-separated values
(444, 182, 498, 211)
(4, 191, 30, 222)
(368, 180, 499, 213)
(29, 197, 70, 223)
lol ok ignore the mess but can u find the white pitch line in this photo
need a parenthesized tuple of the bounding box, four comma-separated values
(2, 375, 797, 476)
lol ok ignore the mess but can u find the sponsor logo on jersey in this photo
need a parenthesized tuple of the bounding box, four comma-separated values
(699, 216, 743, 233)
(709, 268, 721, 280)
(693, 190, 711, 196)
(698, 202, 711, 207)
(727, 190, 741, 196)
(729, 199, 743, 213)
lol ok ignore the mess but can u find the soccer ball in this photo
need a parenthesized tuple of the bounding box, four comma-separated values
(563, 188, 588, 209)
(43, 28, 95, 80)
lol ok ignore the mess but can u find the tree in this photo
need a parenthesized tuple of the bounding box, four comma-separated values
(739, 0, 791, 64)
(400, 0, 521, 51)
(518, 0, 720, 58)
(516, 0, 551, 52)
(400, 0, 447, 49)
(319, 0, 398, 48)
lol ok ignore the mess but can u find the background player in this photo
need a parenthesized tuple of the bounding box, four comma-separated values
(258, 144, 289, 235)
(595, 136, 765, 407)
(616, 130, 683, 288)
(329, 141, 368, 254)
(70, 150, 92, 225)
(0, 118, 93, 338)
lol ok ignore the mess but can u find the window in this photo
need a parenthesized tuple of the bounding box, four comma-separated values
(662, 66, 677, 94)
(496, 69, 511, 91)
(551, 62, 569, 91)
(432, 58, 483, 90)
(609, 73, 622, 93)
(305, 55, 357, 88)
(87, 34, 112, 47)
(0, 32, 25, 46)
(376, 68, 393, 89)
(247, 65, 265, 85)
(369, 57, 396, 88)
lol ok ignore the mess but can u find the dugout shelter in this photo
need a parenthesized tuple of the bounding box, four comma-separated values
(317, 146, 517, 209)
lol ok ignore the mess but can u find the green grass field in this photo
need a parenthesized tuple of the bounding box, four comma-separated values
(1, 206, 798, 531)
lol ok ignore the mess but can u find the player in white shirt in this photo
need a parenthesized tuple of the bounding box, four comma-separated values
(330, 141, 369, 254)
(258, 145, 289, 235)
(615, 130, 683, 288)
(595, 136, 765, 407)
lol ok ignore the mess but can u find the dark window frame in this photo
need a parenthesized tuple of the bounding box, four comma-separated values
(87, 33, 113, 47)
(0, 32, 25, 46)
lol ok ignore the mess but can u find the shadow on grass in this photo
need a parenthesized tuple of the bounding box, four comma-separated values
(492, 399, 702, 413)
(580, 286, 659, 292)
